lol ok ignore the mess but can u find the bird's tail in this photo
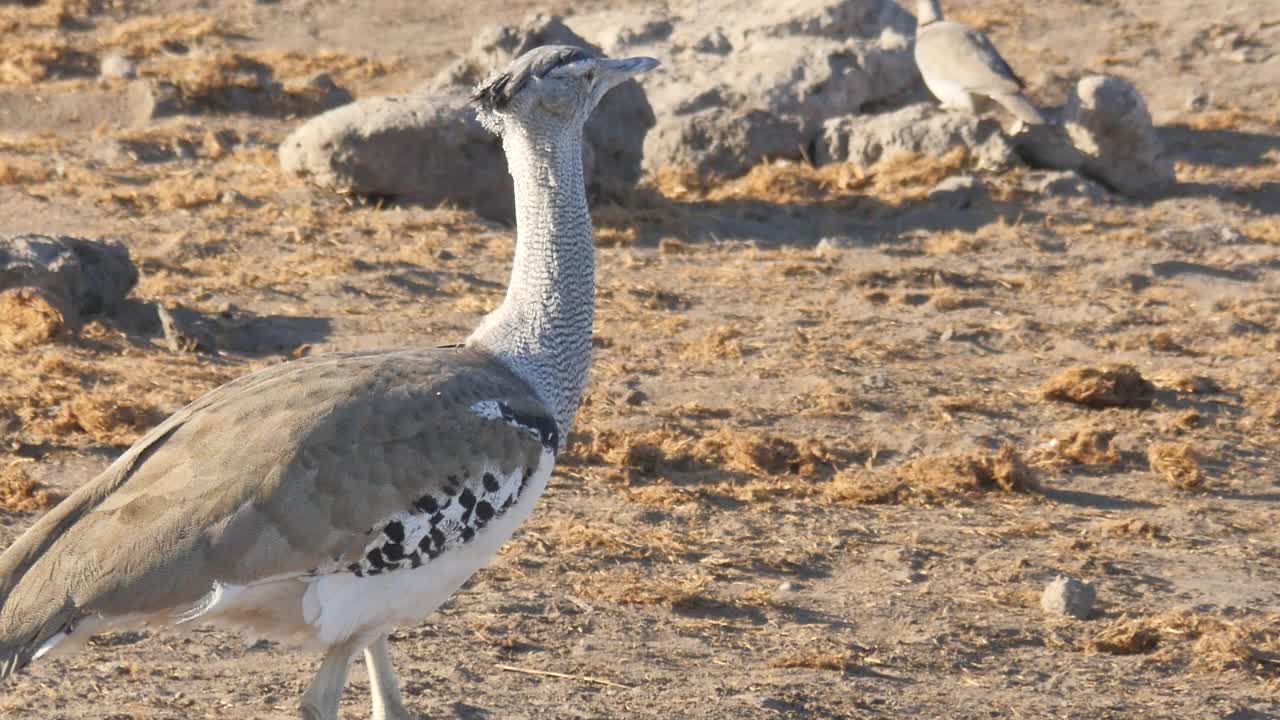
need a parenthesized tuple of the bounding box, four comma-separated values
(0, 600, 77, 682)
(0, 468, 110, 683)
(991, 92, 1046, 125)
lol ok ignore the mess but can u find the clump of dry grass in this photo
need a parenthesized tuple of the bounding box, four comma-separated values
(577, 423, 836, 482)
(1087, 610, 1280, 675)
(653, 160, 861, 205)
(140, 53, 344, 117)
(568, 566, 713, 609)
(1182, 108, 1279, 132)
(101, 14, 224, 57)
(1147, 442, 1203, 490)
(930, 288, 984, 311)
(826, 445, 1038, 505)
(701, 426, 834, 477)
(1, 342, 246, 449)
(897, 444, 1038, 494)
(54, 394, 160, 446)
(0, 287, 67, 349)
(0, 463, 59, 513)
(1099, 517, 1165, 540)
(679, 325, 745, 364)
(0, 156, 53, 185)
(768, 648, 853, 673)
(528, 515, 690, 562)
(1028, 425, 1119, 468)
(1149, 370, 1220, 395)
(868, 147, 969, 202)
(650, 149, 968, 209)
(1041, 364, 1155, 409)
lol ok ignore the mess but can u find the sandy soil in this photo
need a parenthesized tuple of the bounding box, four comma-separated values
(1, 0, 1278, 718)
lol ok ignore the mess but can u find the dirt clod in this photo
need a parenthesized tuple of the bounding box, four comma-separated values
(1041, 575, 1096, 619)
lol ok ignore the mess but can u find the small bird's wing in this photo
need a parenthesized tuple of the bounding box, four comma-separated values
(0, 347, 556, 676)
(916, 21, 1025, 95)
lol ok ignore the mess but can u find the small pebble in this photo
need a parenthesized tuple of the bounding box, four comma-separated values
(99, 53, 136, 80)
(1041, 575, 1095, 619)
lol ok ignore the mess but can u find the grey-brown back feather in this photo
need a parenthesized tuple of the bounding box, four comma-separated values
(0, 346, 552, 679)
(916, 21, 1024, 95)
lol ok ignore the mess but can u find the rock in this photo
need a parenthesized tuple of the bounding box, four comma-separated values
(651, 107, 804, 180)
(928, 175, 988, 209)
(1020, 170, 1108, 202)
(1157, 223, 1248, 251)
(1011, 119, 1085, 172)
(0, 235, 137, 319)
(128, 79, 182, 122)
(692, 29, 733, 55)
(425, 14, 656, 207)
(816, 103, 1016, 170)
(99, 53, 137, 81)
(280, 72, 354, 115)
(279, 90, 513, 218)
(1185, 90, 1212, 112)
(1063, 75, 1174, 199)
(590, 0, 919, 177)
(1040, 575, 1095, 619)
(611, 19, 675, 49)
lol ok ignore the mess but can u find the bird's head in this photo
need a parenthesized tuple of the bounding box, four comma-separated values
(472, 45, 659, 138)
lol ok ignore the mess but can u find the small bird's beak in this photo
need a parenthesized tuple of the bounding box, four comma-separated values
(598, 56, 660, 89)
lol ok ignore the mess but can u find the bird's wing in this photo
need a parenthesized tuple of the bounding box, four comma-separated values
(916, 21, 1025, 95)
(0, 347, 555, 671)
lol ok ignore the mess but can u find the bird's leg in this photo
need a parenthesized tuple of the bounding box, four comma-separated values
(299, 639, 360, 720)
(366, 634, 415, 720)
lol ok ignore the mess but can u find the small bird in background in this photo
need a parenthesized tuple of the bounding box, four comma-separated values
(914, 0, 1047, 128)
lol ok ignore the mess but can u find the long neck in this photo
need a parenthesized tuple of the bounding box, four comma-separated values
(467, 124, 594, 442)
(917, 0, 943, 25)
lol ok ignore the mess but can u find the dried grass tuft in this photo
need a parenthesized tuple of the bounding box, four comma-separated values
(0, 287, 67, 349)
(768, 650, 853, 673)
(1041, 364, 1154, 409)
(1088, 609, 1280, 675)
(679, 325, 745, 364)
(1099, 517, 1164, 540)
(869, 147, 969, 201)
(102, 14, 224, 57)
(1147, 442, 1203, 490)
(0, 463, 59, 513)
(827, 445, 1038, 505)
(569, 566, 713, 608)
(53, 394, 159, 446)
(0, 156, 53, 185)
(1028, 425, 1119, 468)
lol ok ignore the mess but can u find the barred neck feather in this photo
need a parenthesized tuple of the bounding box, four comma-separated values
(466, 122, 594, 444)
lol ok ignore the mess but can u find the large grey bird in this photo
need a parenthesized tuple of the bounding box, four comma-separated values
(0, 45, 658, 720)
(914, 0, 1046, 125)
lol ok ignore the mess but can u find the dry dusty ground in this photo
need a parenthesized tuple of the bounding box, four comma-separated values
(1, 0, 1279, 718)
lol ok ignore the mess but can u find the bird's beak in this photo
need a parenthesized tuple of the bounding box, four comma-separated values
(598, 56, 660, 89)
